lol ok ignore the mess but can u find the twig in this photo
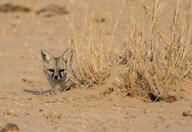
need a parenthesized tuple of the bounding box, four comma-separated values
(81, 80, 94, 94)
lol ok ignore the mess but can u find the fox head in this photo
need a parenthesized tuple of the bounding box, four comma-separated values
(41, 48, 73, 81)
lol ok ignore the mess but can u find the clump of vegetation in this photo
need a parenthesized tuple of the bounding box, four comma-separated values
(120, 0, 192, 101)
(67, 0, 192, 102)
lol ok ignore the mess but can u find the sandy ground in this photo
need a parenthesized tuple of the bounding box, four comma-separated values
(0, 0, 192, 132)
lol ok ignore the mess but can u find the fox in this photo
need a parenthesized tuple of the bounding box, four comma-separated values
(40, 48, 76, 95)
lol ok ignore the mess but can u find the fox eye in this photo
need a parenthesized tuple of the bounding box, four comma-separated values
(59, 69, 65, 72)
(48, 69, 54, 72)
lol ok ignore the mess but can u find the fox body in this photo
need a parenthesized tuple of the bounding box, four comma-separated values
(41, 48, 75, 94)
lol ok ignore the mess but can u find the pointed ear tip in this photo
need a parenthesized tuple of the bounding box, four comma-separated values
(41, 49, 49, 55)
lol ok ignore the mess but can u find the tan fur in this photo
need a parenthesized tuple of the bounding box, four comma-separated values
(41, 48, 76, 94)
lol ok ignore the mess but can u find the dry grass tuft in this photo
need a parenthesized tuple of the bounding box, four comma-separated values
(67, 0, 192, 102)
(120, 0, 192, 101)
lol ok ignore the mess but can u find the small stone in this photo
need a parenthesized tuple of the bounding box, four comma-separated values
(22, 78, 33, 83)
(144, 108, 151, 113)
(28, 97, 32, 100)
(39, 109, 43, 112)
(183, 110, 192, 117)
(5, 110, 17, 117)
(0, 123, 20, 132)
(24, 113, 30, 117)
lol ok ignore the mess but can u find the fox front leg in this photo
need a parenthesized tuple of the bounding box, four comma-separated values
(49, 81, 60, 95)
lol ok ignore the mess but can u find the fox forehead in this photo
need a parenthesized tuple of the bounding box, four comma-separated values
(44, 57, 66, 69)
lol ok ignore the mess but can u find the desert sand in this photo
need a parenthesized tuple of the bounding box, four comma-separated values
(0, 0, 192, 132)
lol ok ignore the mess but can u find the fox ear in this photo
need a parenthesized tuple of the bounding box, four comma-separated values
(61, 48, 73, 65)
(41, 49, 52, 63)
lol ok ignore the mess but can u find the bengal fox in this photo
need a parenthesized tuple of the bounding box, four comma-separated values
(40, 48, 76, 94)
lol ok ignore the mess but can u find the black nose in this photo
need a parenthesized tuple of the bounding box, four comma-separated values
(54, 76, 58, 80)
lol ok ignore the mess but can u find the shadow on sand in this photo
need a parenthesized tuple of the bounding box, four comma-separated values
(23, 89, 51, 95)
